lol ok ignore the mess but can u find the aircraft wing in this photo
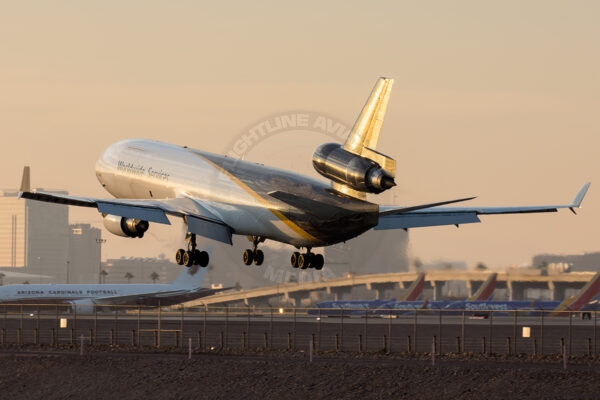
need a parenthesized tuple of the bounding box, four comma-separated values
(376, 183, 590, 230)
(19, 167, 232, 244)
(92, 287, 229, 307)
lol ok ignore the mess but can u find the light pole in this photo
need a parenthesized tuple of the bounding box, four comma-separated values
(66, 260, 70, 284)
(96, 238, 106, 284)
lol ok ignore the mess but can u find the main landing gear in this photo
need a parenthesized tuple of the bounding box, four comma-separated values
(240, 236, 325, 270)
(291, 248, 324, 270)
(243, 236, 265, 266)
(175, 233, 209, 267)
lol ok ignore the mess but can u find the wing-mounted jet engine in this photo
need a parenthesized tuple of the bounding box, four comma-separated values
(102, 214, 149, 238)
(312, 77, 396, 200)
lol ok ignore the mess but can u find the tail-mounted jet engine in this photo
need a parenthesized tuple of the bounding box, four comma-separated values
(102, 214, 149, 238)
(312, 143, 396, 194)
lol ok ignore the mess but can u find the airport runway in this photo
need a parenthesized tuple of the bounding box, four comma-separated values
(1, 308, 598, 356)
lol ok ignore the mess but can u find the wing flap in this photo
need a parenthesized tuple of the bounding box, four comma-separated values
(187, 215, 232, 245)
(97, 201, 171, 224)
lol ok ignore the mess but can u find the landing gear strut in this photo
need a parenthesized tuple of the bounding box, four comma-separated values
(291, 248, 324, 270)
(243, 236, 265, 266)
(175, 233, 209, 268)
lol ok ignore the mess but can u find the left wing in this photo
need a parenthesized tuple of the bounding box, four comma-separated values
(376, 183, 590, 230)
(18, 167, 233, 245)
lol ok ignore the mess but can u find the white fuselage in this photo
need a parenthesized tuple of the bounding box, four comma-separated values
(94, 139, 378, 247)
(0, 283, 182, 303)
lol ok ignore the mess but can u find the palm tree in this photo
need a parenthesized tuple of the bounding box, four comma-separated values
(413, 258, 423, 272)
(124, 272, 134, 284)
(150, 271, 159, 284)
(100, 269, 108, 284)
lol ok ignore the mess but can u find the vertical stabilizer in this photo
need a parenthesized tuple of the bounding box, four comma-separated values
(550, 273, 600, 315)
(170, 265, 208, 289)
(344, 77, 394, 155)
(399, 273, 426, 301)
(468, 273, 497, 301)
(19, 166, 31, 194)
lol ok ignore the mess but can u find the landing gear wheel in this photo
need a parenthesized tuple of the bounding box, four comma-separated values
(298, 253, 311, 269)
(195, 250, 209, 267)
(291, 252, 300, 269)
(175, 249, 185, 265)
(243, 236, 266, 266)
(243, 249, 254, 266)
(183, 250, 195, 267)
(254, 249, 264, 266)
(313, 254, 324, 270)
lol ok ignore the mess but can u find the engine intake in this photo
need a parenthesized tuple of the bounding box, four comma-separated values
(102, 214, 149, 238)
(312, 143, 396, 194)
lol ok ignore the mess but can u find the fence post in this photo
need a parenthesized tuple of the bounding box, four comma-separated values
(456, 336, 461, 353)
(358, 334, 362, 352)
(382, 335, 387, 353)
(506, 337, 511, 355)
(407, 335, 412, 353)
(131, 330, 136, 347)
(482, 337, 486, 354)
(198, 331, 202, 350)
(335, 334, 339, 352)
(264, 332, 268, 350)
(533, 337, 537, 356)
(588, 338, 592, 357)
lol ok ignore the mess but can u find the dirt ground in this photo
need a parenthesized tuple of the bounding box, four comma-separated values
(2, 348, 600, 399)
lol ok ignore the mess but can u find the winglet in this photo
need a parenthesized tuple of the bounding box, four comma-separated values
(569, 182, 591, 214)
(19, 166, 31, 197)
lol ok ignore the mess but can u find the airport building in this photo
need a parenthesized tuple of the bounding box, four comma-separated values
(0, 191, 102, 284)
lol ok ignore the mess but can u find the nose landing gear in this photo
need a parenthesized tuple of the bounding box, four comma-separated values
(175, 233, 209, 267)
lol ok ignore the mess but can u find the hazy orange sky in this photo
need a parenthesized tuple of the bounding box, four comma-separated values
(1, 2, 598, 270)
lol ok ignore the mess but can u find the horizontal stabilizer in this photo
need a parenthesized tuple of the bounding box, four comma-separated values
(379, 197, 476, 216)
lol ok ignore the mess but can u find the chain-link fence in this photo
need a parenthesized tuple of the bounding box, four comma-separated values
(0, 304, 597, 356)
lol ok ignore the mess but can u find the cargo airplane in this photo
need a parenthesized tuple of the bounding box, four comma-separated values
(0, 265, 221, 313)
(19, 78, 590, 271)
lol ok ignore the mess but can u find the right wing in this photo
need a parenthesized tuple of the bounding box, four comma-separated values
(19, 166, 233, 245)
(376, 183, 590, 230)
